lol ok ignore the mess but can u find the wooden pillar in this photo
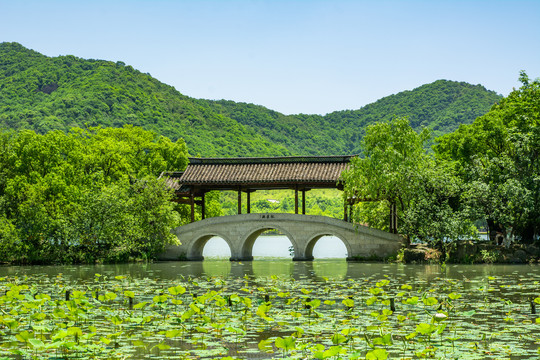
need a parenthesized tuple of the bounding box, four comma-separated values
(190, 193, 195, 223)
(389, 203, 393, 233)
(247, 190, 251, 214)
(294, 186, 299, 214)
(201, 192, 206, 220)
(344, 201, 348, 222)
(389, 202, 397, 233)
(349, 202, 353, 223)
(238, 187, 242, 215)
(302, 189, 306, 215)
(393, 203, 398, 233)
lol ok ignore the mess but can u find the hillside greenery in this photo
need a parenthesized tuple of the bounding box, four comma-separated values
(201, 80, 501, 155)
(344, 73, 539, 255)
(1, 42, 501, 157)
(3, 42, 535, 264)
(0, 126, 196, 264)
(0, 42, 290, 157)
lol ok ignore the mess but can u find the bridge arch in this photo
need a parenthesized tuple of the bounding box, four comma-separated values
(304, 232, 352, 260)
(162, 213, 402, 261)
(237, 224, 299, 261)
(186, 232, 234, 261)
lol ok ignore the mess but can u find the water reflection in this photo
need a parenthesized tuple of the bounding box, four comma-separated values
(1, 261, 538, 284)
(202, 260, 231, 277)
(252, 260, 294, 277)
(312, 260, 347, 280)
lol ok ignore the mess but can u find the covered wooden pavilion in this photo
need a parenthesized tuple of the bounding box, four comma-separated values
(160, 155, 355, 222)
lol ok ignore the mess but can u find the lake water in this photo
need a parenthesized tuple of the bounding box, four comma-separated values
(2, 250, 538, 284)
(1, 245, 539, 360)
(0, 237, 537, 282)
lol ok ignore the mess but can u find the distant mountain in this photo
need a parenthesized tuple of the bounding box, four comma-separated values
(0, 42, 502, 156)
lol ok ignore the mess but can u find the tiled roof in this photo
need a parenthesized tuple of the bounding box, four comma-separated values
(159, 171, 183, 191)
(160, 156, 354, 191)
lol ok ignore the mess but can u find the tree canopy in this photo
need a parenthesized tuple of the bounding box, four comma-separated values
(0, 126, 189, 264)
(435, 72, 540, 243)
(342, 72, 539, 257)
(342, 118, 476, 252)
(1, 42, 501, 157)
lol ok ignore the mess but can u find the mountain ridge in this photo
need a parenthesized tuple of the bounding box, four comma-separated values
(0, 42, 502, 156)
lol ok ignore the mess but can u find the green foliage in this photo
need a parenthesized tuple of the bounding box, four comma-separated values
(219, 189, 344, 219)
(0, 125, 187, 264)
(343, 117, 476, 249)
(435, 72, 540, 243)
(1, 42, 500, 158)
(0, 270, 538, 359)
(0, 42, 290, 157)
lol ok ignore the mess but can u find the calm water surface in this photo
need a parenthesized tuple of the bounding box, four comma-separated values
(3, 235, 538, 281)
(2, 258, 538, 284)
(1, 236, 539, 360)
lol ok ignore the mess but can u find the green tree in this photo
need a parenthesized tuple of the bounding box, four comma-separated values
(342, 117, 476, 253)
(435, 72, 540, 243)
(0, 125, 189, 264)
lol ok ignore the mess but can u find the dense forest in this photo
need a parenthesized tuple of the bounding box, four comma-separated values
(0, 43, 290, 157)
(1, 42, 537, 264)
(343, 72, 539, 259)
(0, 126, 198, 264)
(0, 42, 501, 156)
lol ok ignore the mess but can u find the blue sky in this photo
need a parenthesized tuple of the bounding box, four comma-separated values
(1, 0, 539, 115)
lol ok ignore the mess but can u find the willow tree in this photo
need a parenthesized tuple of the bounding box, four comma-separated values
(342, 117, 476, 252)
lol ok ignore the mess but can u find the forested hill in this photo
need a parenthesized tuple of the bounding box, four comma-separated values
(199, 80, 501, 154)
(0, 42, 290, 156)
(0, 42, 502, 156)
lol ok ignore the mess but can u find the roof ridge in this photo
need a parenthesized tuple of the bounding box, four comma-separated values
(188, 155, 356, 165)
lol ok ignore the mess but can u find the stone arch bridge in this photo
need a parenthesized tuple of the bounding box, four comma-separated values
(159, 213, 402, 261)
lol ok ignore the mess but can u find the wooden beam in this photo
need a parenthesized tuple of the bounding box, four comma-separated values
(190, 193, 195, 223)
(201, 192, 206, 220)
(238, 187, 242, 214)
(294, 186, 299, 214)
(302, 189, 306, 215)
(394, 203, 397, 233)
(389, 202, 397, 233)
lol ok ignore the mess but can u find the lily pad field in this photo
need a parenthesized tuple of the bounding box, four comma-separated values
(0, 262, 539, 359)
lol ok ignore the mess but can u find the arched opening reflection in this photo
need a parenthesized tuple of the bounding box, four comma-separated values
(313, 260, 347, 280)
(251, 230, 294, 259)
(202, 260, 231, 277)
(311, 236, 348, 259)
(202, 236, 232, 259)
(252, 260, 294, 278)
